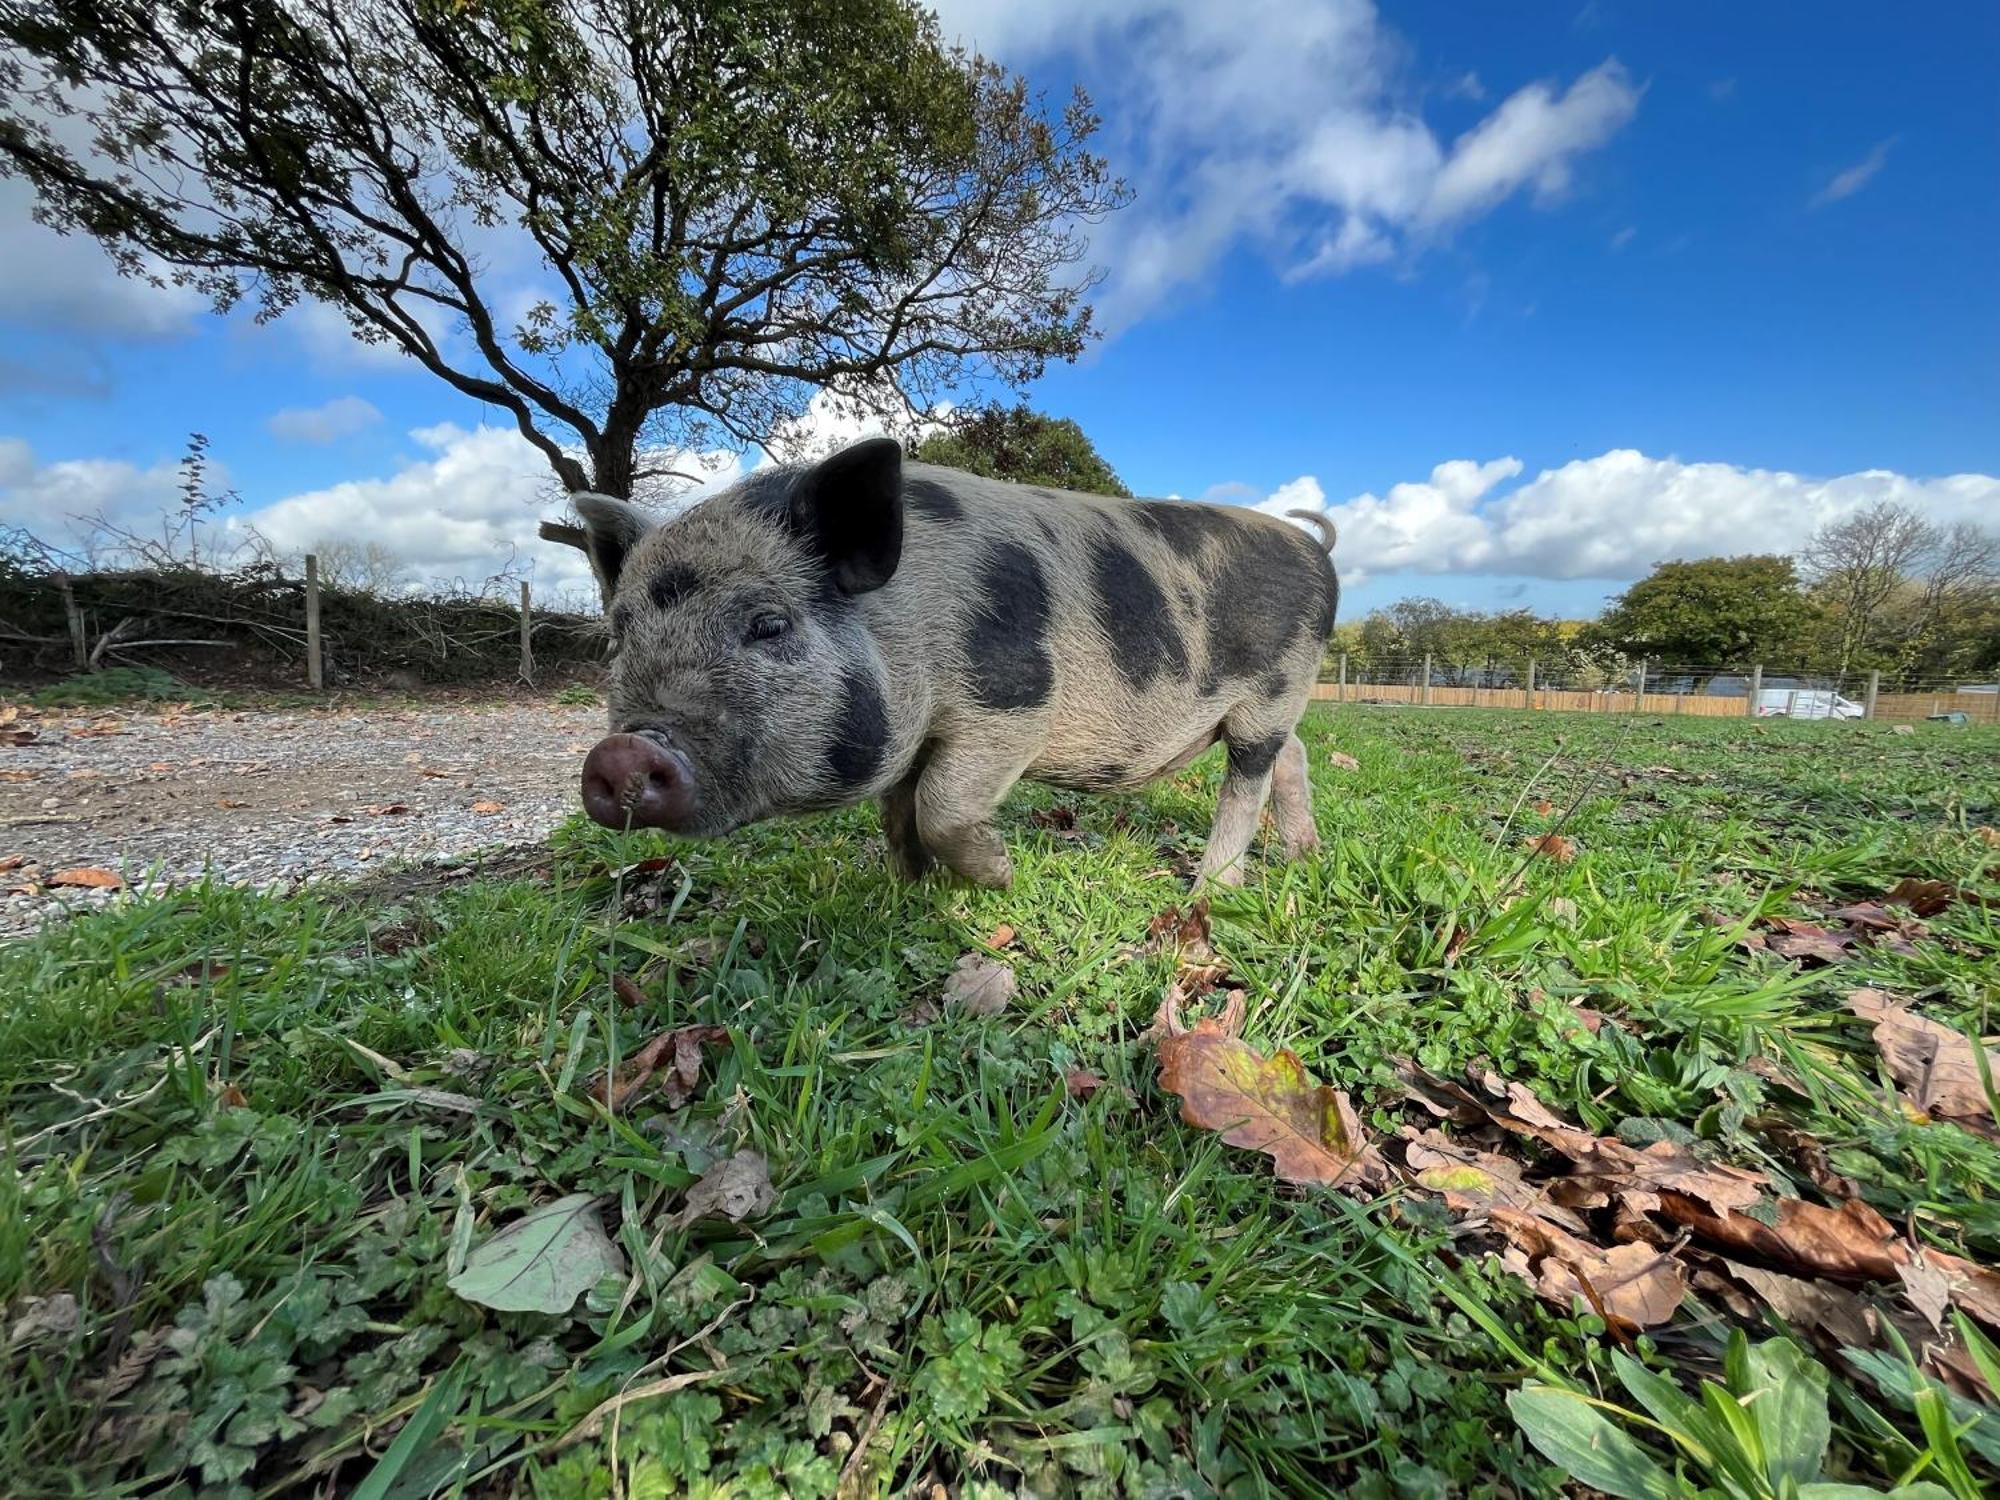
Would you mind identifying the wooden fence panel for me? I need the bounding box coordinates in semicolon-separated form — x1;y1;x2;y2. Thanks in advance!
1309;682;1998;722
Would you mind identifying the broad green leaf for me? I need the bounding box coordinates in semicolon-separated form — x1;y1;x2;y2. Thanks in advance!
1612;1352;1721;1465
1746;1337;1833;1486
1507;1385;1680;1500
447;1194;625;1314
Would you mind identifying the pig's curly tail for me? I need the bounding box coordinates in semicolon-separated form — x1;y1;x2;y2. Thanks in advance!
1285;510;1337;556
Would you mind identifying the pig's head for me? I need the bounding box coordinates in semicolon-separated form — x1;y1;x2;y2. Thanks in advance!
568;438;904;838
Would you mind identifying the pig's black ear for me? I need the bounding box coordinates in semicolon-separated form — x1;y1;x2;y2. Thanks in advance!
789;437;903;595
572;492;656;604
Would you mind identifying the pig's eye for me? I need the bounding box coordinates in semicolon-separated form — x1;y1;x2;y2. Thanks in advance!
746;612;792;644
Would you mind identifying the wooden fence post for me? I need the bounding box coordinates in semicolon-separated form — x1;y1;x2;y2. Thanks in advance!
1421;653;1433;707
1634;661;1648;712
1864;670;1880;720
304;554;324;691
58;572;87;670
519;580;535;686
1525;657;1536;710
1337;652;1347;703
1746;663;1762;719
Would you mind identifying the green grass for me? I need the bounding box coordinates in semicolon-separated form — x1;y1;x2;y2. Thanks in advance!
3;707;1997;1498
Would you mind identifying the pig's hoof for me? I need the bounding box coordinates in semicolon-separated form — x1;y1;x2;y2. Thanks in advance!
887;842;935;882
1280;833;1321;862
950;854;1014;889
1196;861;1248;890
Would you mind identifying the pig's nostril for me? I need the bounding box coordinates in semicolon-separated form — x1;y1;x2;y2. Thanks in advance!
580;733;696;831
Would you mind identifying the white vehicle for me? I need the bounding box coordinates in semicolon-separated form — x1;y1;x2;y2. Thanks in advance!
1754;688;1864;720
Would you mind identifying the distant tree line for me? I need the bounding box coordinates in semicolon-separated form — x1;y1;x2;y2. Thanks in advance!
1335;505;1998;690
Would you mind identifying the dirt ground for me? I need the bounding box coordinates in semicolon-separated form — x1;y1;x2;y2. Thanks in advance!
1;694;609;936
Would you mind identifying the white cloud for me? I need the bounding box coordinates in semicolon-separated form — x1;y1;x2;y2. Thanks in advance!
1231;450;2000;584
1811;138;1895;207
1420;62;1640;225
0;436;210;562
930;1;1640;326
0;181;203;339
1609;225;1637;251
228;424;743;599
267;396;384;444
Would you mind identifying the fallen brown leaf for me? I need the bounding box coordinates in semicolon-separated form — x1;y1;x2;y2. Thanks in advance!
1065;1068;1106;1100
364;802;413;816
1142;898;1214;962
2;728;39;746
674;1149;776;1226
1898;1251;1954;1332
984;923;1017;950
1158;1018;1387;1189
1489;1207;1687;1332
1325;751;1361;772
1533;798;1556;817
1720;1261;1874;1347
471;799;506;815
0;854;23;873
1883;877;1977;917
1762;919;1855;965
1401;1128;1588;1232
1847;988;2000;1124
943;952;1016;1017
48;867;123;890
1975;826;2000;848
591;1024;728;1112
217;1083;247;1109
1522;833;1576;863
1658;1192;1899;1282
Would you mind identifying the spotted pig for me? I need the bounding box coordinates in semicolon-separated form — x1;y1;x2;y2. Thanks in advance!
564;437;1337;888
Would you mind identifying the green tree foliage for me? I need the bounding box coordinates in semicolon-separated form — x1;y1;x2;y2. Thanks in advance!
911;403;1131;496
1590;555;1815;669
0;0;1126;518
1338;599;1584;683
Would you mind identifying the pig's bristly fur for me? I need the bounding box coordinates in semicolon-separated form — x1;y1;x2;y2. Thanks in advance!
570;440;1338;888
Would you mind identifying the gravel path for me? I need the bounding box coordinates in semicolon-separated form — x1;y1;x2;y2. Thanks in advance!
1;697;607;937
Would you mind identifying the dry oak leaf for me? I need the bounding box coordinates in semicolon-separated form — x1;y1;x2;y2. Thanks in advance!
364;801;413;816
1522;833;1576;863
1657;1192;1900;1283
943;953;1016;1017
983;923;1017;950
48;867;123;890
470;799;506;815
1157;1018;1388;1190
1720;1260;1874;1348
1761;918;1855;965
1847;988;2000;1123
1488;1206;1687;1332
1065;1068;1107;1101
1884;876;1995;916
1401;1128;1588;1232
591;1024;728;1113
1325;751;1361;772
1141;898;1215;963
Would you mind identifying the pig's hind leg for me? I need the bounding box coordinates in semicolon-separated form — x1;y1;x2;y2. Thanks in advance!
1195;718;1288;888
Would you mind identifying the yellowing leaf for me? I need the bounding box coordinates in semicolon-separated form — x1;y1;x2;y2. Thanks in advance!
1522;833;1576;863
1157;1018;1386;1190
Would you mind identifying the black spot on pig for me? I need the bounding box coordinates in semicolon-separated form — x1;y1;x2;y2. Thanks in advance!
965;541;1054;712
1088;531;1190;690
1132;499;1232;554
823;667;890;790
905;477;964;523
649;564;700;611
1228;729;1288;778
1199;527;1324;694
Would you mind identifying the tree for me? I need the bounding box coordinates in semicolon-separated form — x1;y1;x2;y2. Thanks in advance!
1594;555;1813;668
1;0;1126;550
1798;503;1933;673
911;403;1131;496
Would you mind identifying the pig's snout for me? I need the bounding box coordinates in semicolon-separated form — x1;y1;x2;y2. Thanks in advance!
581;733;696;831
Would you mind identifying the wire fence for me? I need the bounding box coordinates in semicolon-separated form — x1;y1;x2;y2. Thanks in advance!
1313;653;2000;725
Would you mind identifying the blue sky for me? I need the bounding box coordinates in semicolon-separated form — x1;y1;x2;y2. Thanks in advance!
2;1;1995;616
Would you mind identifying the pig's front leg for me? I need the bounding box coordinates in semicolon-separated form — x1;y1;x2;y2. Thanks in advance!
1196;725;1287;887
913;740;1030;889
879;769;934;881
